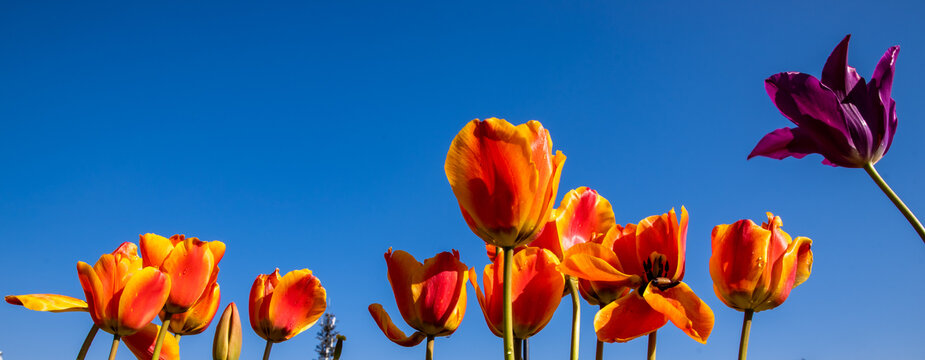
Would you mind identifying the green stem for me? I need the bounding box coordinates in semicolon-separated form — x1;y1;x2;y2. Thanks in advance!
175;333;182;342
425;335;435;360
567;276;580;360
863;163;925;244
151;316;172;360
108;335;121;360
738;310;754;360
503;247;515;360
646;331;657;360
263;340;274;360
76;324;99;360
514;338;523;360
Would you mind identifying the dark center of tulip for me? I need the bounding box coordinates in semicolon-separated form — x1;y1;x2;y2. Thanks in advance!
642;253;678;291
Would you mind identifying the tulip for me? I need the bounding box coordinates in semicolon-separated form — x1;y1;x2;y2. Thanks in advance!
250;268;327;359
369;249;468;360
710;213;813;360
141;233;224;359
748;35;925;245
559;207;714;359
445;117;565;360
469;247;564;342
213;302;242;360
164;281;221;336
123;323;180;360
75;242;171;360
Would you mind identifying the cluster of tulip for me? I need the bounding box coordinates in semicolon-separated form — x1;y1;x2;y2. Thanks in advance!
6;234;337;360
369;34;911;360
7;34;916;360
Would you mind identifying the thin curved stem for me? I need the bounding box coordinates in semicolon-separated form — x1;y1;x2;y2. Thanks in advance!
567;277;580;360
503;247;515;360
76;324;99;360
263;340;274;360
107;335;121;360
425;335;435;360
151;316;172;360
864;163;925;244
646;331;657;360
738;310;753;360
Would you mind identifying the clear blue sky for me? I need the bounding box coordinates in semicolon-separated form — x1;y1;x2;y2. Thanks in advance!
2;1;923;359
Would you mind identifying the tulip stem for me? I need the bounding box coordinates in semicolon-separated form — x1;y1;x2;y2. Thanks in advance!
567;276;580;360
523;338;529;360
263;340;274;360
107;335;120;360
76;324;99;360
646;331;657;360
175;333;182;342
595;339;603;360
426;335;435;360
151;316;172;360
503;247;515;360
864;163;925;244
514;338;523;360
738;310;753;360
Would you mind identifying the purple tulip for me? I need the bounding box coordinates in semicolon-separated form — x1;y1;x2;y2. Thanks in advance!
749;35;899;168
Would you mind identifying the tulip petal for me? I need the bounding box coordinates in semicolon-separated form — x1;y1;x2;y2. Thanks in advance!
161;238;215;313
821;35;861;96
594;292;667;343
168;281;221;335
755;236;813;312
77;261;107;328
793;236;813;287
527;220;561;259
413;250;467;335
559;243;638;285
635;207;687;281
709;220;772;303
556;187;615;252
509;248;564;338
117;267;170;335
642;282;714;344
747;127;820;161
368;304;427;347
385;249;422;329
869;45;899;156
139;233;174;268
5;294;88;312
249;269;281;340
124;323;180;360
468;267;501;337
264;269;327;342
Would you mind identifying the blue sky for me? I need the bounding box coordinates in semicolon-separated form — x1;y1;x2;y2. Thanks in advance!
1;1;924;359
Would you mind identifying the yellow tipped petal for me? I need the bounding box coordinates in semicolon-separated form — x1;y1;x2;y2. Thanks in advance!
5;294;88;312
368;304;427;347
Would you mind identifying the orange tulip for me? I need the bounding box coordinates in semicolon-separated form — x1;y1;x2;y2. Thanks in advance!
559;207;714;343
710;213;813;312
163;281;221;335
124;323;180;360
249;268;327;342
445;118;566;248
77;242;171;336
369;249;468;347
140;233;225;314
469;247;564;339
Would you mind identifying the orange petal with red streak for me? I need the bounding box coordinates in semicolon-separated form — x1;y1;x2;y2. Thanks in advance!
139;233;174;268
643;282;714;343
168;281;221;335
161;238;214;313
368;304;427;347
559;243;638;285
124;323;180;360
594;292;667;343
117;267;170;335
264;269;327;342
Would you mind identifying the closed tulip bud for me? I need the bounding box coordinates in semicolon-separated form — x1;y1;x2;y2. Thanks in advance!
213;302;242;360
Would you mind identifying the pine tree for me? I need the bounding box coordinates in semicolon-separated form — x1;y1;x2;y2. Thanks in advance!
315;313;339;360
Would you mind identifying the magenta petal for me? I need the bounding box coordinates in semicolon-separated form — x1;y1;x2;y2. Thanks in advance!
821;35;861;96
748;127;816;160
765;72;847;134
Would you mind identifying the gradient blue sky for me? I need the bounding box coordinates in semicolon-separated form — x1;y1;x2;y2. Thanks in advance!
2;1;924;359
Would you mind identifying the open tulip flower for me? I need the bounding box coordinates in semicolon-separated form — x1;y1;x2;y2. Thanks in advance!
140;233;225;314
124;323;181;360
469;247;563;340
250;268;327;358
559;207;714;353
748;35;925;245
445;117;566;249
369;249;467;359
710;213;813;360
163;281;221;336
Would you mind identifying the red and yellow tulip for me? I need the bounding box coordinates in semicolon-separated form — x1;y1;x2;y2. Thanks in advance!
163;281;221;335
140;233;225;314
710;213;813;312
123;323;180;360
249;268;327;342
445;118;566;248
559;207;715;343
369;249;468;347
469;247;564;339
77;242;171;336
